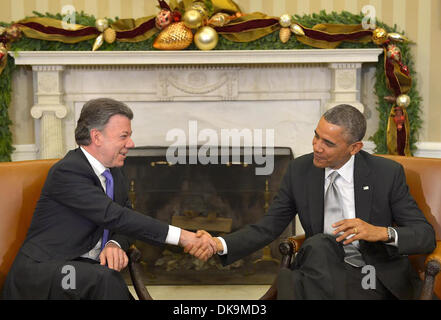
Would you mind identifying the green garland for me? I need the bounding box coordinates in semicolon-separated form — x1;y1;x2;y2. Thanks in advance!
0;49;15;161
0;10;422;161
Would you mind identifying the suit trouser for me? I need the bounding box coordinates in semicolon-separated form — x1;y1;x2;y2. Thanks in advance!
277;234;396;300
2;251;132;300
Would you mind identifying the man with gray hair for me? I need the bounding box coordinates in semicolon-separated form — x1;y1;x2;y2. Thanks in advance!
3;98;216;300
193;104;435;299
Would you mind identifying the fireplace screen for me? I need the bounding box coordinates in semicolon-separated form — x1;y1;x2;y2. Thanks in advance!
121;146;294;285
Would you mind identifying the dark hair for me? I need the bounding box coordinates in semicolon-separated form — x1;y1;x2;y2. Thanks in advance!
322;104;366;144
75;98;133;146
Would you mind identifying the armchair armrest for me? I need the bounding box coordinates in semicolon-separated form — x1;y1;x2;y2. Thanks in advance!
128;244;153;300
420;241;441;300
260;234;306;300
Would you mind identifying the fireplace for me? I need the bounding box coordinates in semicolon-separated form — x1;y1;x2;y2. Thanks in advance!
122;146;293;285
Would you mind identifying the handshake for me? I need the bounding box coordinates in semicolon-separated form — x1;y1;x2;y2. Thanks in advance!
178;229;223;262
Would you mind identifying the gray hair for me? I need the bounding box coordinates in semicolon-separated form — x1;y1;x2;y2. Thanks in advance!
322;104;366;144
75;98;133;146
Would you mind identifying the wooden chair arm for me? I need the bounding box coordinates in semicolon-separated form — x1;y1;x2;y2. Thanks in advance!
260;234;306;300
420;241;441;300
286;235;306;254
128;244;153;300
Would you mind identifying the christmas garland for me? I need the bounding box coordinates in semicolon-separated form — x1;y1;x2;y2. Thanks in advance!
0;1;422;161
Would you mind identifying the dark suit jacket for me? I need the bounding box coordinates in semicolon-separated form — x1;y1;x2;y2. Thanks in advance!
3;148;169;298
220;150;436;299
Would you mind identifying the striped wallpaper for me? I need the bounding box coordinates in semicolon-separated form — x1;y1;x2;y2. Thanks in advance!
1;0;440;141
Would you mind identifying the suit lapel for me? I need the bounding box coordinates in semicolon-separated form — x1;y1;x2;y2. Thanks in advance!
353;152;373;223
308;165;325;234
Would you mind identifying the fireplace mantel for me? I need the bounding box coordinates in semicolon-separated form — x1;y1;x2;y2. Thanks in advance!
12;49;382;65
10;49;382;160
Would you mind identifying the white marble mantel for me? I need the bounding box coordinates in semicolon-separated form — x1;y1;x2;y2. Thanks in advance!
11;49;382;160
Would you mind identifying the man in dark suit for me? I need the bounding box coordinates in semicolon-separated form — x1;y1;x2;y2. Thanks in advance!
192;104;436;299
2;98;216;300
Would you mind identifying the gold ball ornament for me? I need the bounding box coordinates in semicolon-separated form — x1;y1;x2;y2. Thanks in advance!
279;14;292;27
183;9;203;29
194;26;218;51
279;27;291;43
153;22;193;50
190;1;209;18
0;26;6;36
372;28;388;45
95;19;109;32
103;28;116;44
396;94;411;108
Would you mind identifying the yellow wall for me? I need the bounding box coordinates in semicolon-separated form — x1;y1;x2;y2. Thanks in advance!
1;0;440;141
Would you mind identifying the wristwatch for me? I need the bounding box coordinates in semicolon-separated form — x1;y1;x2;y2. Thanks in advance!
386;227;396;243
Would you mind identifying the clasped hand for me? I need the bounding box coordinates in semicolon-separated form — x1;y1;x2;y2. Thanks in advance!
179;229;218;262
179;230;223;261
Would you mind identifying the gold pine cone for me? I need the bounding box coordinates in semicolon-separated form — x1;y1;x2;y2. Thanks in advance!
153;22;193;50
103;28;116;44
279;27;291;43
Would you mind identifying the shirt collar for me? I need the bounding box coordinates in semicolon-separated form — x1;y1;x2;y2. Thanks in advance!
325;155;354;184
80;146;108;177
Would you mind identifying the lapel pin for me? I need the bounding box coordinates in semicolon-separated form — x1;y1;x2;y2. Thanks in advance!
363;186;369;190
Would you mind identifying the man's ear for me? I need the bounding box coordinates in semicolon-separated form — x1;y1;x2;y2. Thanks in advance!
90;128;102;146
350;141;364;155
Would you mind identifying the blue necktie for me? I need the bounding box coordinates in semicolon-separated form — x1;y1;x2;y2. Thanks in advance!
101;169;114;251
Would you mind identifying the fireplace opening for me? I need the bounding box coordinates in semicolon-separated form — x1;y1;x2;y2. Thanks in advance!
121;146;294;285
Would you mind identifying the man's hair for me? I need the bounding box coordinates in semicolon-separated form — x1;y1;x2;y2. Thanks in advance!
75;98;133;146
322;104;366;144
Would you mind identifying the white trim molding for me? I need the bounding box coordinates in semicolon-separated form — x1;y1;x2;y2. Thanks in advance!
10;49;383;66
363;141;441;158
11;144;39;161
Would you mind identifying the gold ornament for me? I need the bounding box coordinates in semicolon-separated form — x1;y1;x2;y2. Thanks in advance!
183;9;203;29
208;13;230;27
0;43;7;61
396;94;411;108
0;26;6;36
194;26;218;51
372;28;388;45
190;1;208;18
279;27;291;43
95;19;109;33
103;28;116;44
153;22;193;50
92;34;104;51
388;33;409;43
386;44;401;62
5;25;21;41
290;24;305;36
279;14;292;28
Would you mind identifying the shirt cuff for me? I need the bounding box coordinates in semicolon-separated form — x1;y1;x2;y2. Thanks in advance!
216;237;228;255
165;225;181;246
105;240;121;249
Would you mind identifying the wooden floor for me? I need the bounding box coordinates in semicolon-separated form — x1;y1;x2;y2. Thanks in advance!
128;285;271;300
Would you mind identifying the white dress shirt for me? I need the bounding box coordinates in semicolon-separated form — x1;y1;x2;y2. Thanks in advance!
79;147;181;260
218;154;397;255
